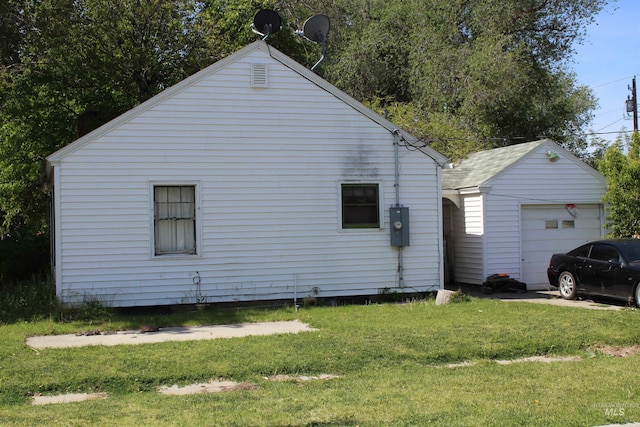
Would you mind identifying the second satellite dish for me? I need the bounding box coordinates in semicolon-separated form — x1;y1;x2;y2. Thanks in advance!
296;15;331;72
302;15;330;43
251;9;281;40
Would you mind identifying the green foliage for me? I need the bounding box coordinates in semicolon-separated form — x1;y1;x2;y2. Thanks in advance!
367;98;485;161
0;0;29;66
584;135;613;168
449;288;472;303
0;273;57;323
0;270;115;324
327;0;603;158
0;0;212;232
59;297;113;323
598;131;640;237
0;231;49;284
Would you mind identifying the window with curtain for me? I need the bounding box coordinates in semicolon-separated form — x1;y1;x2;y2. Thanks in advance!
154;186;196;255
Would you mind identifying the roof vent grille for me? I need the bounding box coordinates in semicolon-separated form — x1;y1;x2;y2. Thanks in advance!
251;63;268;88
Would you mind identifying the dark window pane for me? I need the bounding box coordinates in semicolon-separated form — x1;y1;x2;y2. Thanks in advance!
342;184;379;228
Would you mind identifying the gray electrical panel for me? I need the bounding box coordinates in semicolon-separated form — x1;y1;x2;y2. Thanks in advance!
389;207;410;247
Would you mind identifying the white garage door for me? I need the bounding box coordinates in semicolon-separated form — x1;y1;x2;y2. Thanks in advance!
521;204;603;290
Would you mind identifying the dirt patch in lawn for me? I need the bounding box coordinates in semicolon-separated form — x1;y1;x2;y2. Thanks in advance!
593;344;640;357
444;361;479;368
32;374;339;403
32;392;108;405
445;355;581;368
158;380;257;396
264;374;340;382
495;355;582;365
158;374;339;395
158;374;338;396
446;348;640;369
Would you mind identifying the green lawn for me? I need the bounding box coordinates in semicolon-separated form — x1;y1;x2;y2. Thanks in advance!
1;298;639;426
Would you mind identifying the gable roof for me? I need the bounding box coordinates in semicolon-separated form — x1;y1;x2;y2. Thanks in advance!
442;139;604;190
47;41;447;167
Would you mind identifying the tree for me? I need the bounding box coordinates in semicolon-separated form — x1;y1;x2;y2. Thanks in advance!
325;0;606;160
365;98;485;161
0;0;211;233
0;0;30;67
199;0;313;66
598;131;640;237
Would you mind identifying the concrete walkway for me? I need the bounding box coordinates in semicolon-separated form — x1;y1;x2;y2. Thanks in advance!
26;320;316;349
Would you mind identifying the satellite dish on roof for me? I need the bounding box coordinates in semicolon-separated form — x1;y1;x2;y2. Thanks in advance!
295;15;331;72
251;9;281;41
302;15;330;43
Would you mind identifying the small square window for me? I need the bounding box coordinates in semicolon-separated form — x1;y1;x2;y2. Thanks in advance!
562;220;575;229
545;220;558;229
341;183;380;229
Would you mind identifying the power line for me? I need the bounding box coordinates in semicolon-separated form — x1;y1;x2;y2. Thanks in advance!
595;118;625;133
589;75;638;89
591;130;632;135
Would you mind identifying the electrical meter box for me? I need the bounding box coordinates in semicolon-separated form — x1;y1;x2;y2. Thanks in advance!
389;207;410;247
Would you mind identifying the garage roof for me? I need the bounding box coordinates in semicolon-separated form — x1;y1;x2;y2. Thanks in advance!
442;139;580;190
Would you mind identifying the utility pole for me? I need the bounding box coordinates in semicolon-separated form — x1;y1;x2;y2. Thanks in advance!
633;77;638;132
627;76;638;132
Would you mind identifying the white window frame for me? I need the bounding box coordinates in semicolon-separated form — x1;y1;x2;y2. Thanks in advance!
149;181;202;258
337;180;384;231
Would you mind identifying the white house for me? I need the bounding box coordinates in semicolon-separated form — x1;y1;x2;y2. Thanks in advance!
442;139;606;290
46;41;448;308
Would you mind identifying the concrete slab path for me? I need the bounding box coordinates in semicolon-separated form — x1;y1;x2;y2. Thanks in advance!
26;320;316;349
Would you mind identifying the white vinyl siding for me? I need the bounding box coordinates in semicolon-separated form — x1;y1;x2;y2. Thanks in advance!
451;194;484;284
49;44;443;307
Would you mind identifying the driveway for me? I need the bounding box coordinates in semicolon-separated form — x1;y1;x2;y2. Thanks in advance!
449;284;627;311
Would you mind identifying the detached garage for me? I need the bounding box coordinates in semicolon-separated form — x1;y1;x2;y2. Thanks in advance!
442;139;606;290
